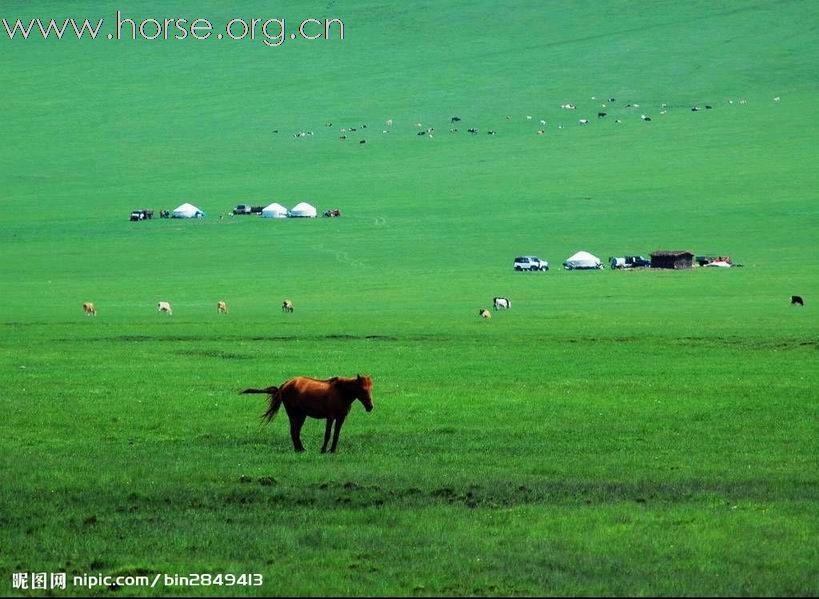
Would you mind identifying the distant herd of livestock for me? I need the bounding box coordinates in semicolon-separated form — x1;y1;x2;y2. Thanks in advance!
81;299;294;318
278;95;781;144
80;291;805;321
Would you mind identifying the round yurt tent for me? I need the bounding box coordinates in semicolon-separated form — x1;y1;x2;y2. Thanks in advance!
563;251;602;270
171;203;205;219
262;202;288;218
289;202;317;218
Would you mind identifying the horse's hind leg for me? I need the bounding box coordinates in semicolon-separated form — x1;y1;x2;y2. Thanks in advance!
286;410;306;452
321;419;333;453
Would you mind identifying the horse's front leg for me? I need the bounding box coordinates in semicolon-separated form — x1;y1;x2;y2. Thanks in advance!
321;419;333;453
330;416;346;453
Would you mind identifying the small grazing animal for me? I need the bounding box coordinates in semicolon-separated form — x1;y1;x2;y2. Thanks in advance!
217;300;228;314
157;301;172;315
82;302;96;317
791;295;804;306
241;375;374;453
493;297;511;310
479;309;492;319
282;299;294;313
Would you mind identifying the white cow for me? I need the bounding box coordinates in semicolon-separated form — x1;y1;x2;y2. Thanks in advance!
493;297;511;310
157;301;173;315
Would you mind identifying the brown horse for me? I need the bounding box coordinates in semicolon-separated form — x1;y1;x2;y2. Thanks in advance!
241;375;373;453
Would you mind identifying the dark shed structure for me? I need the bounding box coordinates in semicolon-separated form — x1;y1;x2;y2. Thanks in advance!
651;250;694;269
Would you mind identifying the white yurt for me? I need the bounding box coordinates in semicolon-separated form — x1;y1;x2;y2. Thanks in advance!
563;251;602;270
262;202;288;218
289;202;317;218
171;203;205;218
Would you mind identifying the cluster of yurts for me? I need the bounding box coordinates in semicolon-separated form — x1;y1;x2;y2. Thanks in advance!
169;202;319;219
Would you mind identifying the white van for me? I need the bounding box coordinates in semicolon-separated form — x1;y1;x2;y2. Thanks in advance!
513;256;549;271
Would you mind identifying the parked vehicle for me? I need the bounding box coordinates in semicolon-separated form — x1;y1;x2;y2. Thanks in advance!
233;204;264;215
696;255;732;267
609;255;651;269
129;209;153;221
514;256;549;271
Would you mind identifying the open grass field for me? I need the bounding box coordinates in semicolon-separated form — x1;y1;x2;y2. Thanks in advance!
1;0;818;595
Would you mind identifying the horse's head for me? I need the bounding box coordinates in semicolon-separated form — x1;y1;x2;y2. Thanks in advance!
356;374;374;412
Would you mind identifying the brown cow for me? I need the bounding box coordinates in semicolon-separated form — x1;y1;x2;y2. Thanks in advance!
217;300;228;314
82;302;96;317
241;375;374;453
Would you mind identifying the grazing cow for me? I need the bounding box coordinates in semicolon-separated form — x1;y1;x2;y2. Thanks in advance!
774;97;781;102
691;106;700;112
450;128;459;133
451;116;462;123
579;119;589;125
241;374;374;453
561;103;576;110
417;131;427;136
468;128;479;134
526;115;533;120
217;300;228;315
598;112;607;118
608;97;616;102
479;309;491;319
350;127;357;132
537;129;545;135
540;119;547;125
791;295;804;306
157;301;172;316
82;302;96;317
282;299;294;313
386;119;393;127
705;105;713;110
359;140;367;144
487;130;496;135
493;297;511;310
339;135;347;140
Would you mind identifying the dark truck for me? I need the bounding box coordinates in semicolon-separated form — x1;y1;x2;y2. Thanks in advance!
232;204;264;215
609;255;651;269
129;209;153;221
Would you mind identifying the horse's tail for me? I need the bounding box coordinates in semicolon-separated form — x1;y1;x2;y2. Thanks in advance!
240;386;282;424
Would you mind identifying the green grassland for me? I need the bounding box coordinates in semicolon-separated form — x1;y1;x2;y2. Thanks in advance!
1;0;818;595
